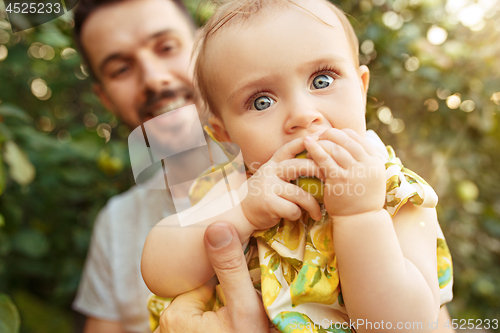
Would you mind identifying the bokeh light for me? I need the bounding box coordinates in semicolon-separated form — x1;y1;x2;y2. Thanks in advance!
437;88;451;100
57;130;71;143
0;29;9;44
31;78;52;100
40;45;55;60
446;94;462;109
360;39;375;55
28;42;44;59
61;48;78;60
84;113;99;128
0;44;7;61
427;26;448;45
389;118;405;133
424;98;439;112
459;4;485;28
460;100;476;113
37;116;54;132
382;11;404;30
492;92;500;105
405;56;420;71
97;123;112;142
377;106;393;124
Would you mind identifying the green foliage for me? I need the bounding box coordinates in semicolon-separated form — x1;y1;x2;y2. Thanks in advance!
0;293;20;333
0;5;133;332
0;0;499;332
332;0;500;323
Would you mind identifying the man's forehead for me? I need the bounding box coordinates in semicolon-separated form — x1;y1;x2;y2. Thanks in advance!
81;0;192;67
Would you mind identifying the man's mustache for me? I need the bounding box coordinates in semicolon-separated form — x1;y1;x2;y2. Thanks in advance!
139;87;194;120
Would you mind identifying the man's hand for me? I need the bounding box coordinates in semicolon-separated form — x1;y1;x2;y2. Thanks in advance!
155;222;270;333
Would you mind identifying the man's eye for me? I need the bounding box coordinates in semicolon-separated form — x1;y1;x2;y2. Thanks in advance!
159;41;179;54
112;66;129;78
311;74;334;90
251;96;275;111
161;45;173;52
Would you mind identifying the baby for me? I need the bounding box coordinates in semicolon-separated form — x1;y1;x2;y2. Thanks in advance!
142;0;453;332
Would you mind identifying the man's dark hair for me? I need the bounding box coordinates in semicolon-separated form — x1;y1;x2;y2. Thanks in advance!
73;0;196;80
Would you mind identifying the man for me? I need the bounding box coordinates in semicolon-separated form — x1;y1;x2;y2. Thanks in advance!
72;0;266;332
72;0;454;331
72;0;196;331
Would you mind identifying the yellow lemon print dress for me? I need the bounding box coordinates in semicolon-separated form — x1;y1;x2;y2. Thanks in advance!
147;130;453;333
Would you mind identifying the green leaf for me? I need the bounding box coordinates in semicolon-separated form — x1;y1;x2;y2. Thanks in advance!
0;152;5;195
0;123;13;141
13;230;49;258
3;141;36;186
38;31;71;48
0;293;21;333
13;291;72;333
0;104;32;123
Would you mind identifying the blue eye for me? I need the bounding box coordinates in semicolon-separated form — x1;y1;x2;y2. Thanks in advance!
311;74;334;90
252;96;275;111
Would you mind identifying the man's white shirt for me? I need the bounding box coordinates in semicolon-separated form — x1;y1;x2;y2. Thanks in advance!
73;171;176;332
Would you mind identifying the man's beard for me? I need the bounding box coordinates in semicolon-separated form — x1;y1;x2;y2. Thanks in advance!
138;86;194;124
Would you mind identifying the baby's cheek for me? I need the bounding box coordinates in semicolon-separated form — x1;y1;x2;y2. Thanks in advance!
236;144;260;172
246;153;269;173
237;141;263;166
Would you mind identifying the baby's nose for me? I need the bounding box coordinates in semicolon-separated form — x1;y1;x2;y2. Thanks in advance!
284;107;324;134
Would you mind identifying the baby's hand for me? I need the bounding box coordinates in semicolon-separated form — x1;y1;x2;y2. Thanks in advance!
242;137;324;231
304;128;386;217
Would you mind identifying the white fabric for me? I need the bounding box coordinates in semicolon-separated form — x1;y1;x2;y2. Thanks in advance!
73;172;176;333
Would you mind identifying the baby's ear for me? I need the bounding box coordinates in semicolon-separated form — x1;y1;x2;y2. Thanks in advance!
358;65;370;100
209;116;232;143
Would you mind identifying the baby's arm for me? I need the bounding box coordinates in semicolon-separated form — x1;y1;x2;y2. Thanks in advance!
141;171;255;298
305;129;439;332
142;138;323;298
334;205;440;332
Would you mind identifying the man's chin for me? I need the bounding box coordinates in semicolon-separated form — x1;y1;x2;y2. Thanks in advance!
146;116;200;149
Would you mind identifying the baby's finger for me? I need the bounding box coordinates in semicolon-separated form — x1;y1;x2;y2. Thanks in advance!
271;137;307;163
341;128;378;157
269;195;303;221
304;136;341;171
316;140;356;169
319;128;366;161
276;159;325;181
279;182;322;221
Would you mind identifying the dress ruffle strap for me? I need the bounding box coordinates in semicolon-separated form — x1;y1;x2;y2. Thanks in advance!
366;130;439;217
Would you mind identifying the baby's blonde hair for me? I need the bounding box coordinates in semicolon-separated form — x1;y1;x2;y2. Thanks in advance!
194;0;360;118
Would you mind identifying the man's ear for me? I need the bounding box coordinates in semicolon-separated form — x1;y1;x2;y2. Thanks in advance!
208;116;232;143
92;83;115;114
358;65;370;101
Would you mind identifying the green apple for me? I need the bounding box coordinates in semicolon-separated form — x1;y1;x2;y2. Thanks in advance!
295;150;324;203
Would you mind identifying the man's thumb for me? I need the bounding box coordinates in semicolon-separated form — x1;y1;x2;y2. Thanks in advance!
204;221;257;309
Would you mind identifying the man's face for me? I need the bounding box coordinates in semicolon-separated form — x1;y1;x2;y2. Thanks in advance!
81;0;198;149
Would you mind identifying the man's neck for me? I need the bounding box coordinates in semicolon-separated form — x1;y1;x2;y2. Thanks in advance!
163;145;208;199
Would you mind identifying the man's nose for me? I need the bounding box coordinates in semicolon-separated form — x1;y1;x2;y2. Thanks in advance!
138;51;175;92
284;94;324;134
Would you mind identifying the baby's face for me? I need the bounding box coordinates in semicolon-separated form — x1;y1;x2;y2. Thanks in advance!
207;2;369;173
